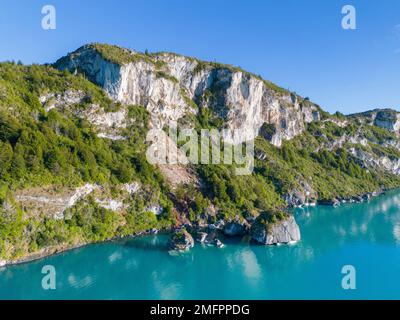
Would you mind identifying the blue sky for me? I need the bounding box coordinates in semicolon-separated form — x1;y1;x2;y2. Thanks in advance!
1;0;399;114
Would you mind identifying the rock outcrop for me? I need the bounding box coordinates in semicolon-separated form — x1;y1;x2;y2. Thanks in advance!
169;228;195;251
55;44;321;147
250;214;301;245
349;109;400;136
349;147;400;175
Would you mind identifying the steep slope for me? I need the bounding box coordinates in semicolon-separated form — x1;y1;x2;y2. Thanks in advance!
1;44;400;264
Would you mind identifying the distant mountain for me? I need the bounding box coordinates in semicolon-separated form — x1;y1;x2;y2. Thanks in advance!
1;43;399;265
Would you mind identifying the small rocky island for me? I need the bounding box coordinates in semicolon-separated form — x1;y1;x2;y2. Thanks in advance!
169;228;195;251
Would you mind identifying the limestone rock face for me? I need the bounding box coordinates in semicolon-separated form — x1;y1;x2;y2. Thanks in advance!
55;44;321;147
56;46;194;130
349;147;400;175
374;110;400;134
251;215;301;245
350;109;400;136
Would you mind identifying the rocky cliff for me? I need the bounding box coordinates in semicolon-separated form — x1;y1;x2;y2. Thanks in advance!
55;44;321;147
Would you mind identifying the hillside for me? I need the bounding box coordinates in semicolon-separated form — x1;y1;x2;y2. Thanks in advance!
1;43;400;264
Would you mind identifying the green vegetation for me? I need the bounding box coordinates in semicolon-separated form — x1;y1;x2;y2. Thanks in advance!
262;80;288;95
89;43;165;68
0;62;174;260
155;71;179;83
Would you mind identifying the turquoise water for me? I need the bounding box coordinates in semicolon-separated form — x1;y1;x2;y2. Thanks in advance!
1;190;400;299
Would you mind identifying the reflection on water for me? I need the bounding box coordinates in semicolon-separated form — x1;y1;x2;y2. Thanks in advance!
123;236;169;252
296;190;400;247
1;190;400;299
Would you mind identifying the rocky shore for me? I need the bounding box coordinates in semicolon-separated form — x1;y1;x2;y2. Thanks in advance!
317;190;385;208
168;213;301;252
167;189;388;252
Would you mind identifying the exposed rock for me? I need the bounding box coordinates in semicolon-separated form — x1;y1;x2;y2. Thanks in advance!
349;147;400;175
123;183;140;195
352;195;364;203
40;91;128;141
56;44;321;147
56;45;194;130
362;193;371;201
15;183;98;220
95;198;124;211
285;179;317;207
214;238;225;248
147;130;196;186
375;110;400;134
83;106;127;129
97;133;126;140
349;109;400;136
213;219;225;230
203;229;218;243
250;214;301;245
169;228;194;251
285;189;307;207
39;90;86;112
196;232;208;243
145;205;163;216
0;259;7;267
65;184;98;216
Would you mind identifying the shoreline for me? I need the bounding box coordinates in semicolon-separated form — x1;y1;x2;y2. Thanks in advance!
1;229;170;269
1;187;396;269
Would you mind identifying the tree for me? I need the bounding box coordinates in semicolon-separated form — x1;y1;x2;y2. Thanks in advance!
11;143;26;178
0;142;13;177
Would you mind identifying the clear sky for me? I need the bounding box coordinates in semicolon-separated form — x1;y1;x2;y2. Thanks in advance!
1;0;399;114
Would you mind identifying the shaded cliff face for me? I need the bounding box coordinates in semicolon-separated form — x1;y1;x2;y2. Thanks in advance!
349;109;400;136
55;44;321;147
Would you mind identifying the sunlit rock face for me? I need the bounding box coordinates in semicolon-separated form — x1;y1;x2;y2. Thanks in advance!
250;215;301;245
55;47;194;130
56;45;320;147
